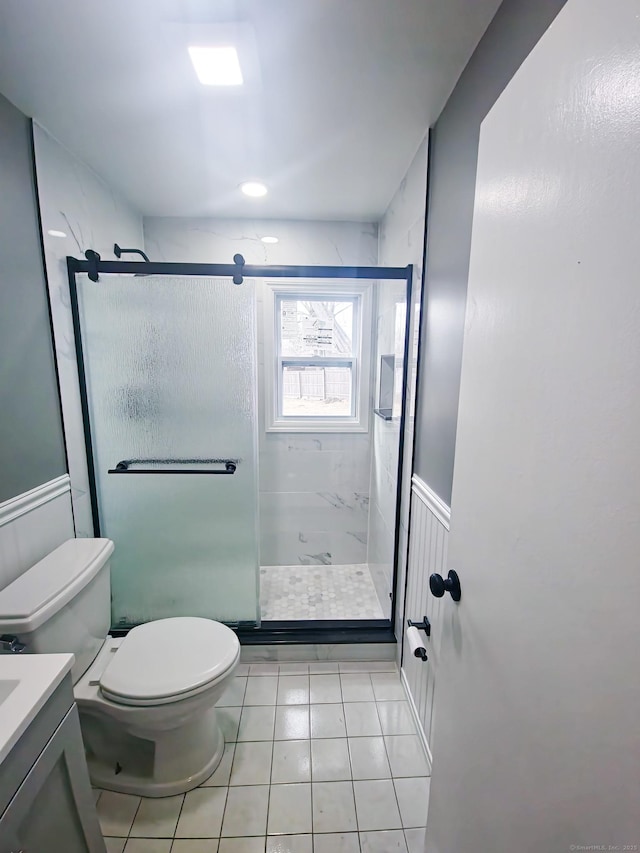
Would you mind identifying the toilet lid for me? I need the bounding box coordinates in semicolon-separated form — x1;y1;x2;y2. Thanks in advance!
100;617;240;703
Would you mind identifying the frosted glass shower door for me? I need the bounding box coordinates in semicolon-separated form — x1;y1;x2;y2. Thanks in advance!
76;274;259;627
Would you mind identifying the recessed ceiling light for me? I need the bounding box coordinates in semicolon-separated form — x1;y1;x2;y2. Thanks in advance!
188;46;243;86
261;236;279;244
240;181;268;198
47;229;67;238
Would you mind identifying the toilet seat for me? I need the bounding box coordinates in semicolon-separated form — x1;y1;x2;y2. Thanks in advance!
99;616;240;707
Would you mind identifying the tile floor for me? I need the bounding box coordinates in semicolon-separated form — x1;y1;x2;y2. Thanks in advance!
96;661;430;853
259;565;385;621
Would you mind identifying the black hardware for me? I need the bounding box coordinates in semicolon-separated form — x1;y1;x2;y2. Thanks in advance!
429;569;461;602
108;459;238;475
232;253;245;285
114;243;151;262
84;249;101;282
407;616;431;637
67;255;410;282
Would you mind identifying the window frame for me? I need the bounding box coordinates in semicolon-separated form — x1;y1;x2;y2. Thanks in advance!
263;281;372;433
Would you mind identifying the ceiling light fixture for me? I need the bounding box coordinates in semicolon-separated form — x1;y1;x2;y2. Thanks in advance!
188;46;243;86
261;236;279;244
47;229;67;238
240;181;268;198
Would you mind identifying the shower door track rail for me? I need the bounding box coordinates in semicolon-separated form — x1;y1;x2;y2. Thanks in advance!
67;254;414;644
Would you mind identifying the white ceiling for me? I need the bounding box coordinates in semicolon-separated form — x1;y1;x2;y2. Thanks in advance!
0;0;502;221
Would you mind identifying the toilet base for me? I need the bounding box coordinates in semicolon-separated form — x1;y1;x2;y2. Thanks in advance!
81;704;226;797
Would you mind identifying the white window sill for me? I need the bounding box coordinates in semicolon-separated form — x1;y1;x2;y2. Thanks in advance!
266;419;369;434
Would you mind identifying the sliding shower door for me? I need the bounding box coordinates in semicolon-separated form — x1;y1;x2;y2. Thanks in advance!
75;274;259;627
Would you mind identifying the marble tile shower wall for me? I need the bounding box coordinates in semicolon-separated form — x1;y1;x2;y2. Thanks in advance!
33;124;145;538
375;135;429;637
143;217;379;566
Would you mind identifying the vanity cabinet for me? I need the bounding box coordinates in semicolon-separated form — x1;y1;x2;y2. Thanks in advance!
0;675;105;853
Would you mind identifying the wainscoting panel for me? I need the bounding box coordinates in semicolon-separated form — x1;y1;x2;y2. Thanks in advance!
401;474;450;764
0;475;74;589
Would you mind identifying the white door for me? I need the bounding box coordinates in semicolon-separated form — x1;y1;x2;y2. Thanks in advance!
425;1;640;850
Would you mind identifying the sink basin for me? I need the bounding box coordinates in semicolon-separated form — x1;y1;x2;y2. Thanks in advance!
0;679;19;704
0;654;74;765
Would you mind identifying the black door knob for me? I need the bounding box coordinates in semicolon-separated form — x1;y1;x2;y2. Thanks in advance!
429;570;461;602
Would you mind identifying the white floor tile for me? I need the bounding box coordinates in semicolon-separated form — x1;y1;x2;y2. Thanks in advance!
175;787;227;838
278;663;309;675
97;791;141;837
238;706;276;741
393;777;430;828
171;841;219;852
271;739;311;783
312;781;357;833
359;830;408;852
129;794;184;837
404;827;426;853
344;703;381;737
221;785;269;837
375;702;415;736
310;738;352;782
267;782;312;835
370;674;405;702
274;705;310;740
277;675;309;705
309;675;342;704
235;664;250;676
309;662;340;674
202;743;235;787
353;780;402;831
218;838;264;853
249;663;280;676
218;707;242;742
230;741;273;786
310;704;346;739
339;662;396;673
123;840;172;853
218;677;247;707
348;737;391;780
312;832;360;853
383;736;430;778
266;834;312;852
244;676;278;706
340;674;375;702
104;840;126;853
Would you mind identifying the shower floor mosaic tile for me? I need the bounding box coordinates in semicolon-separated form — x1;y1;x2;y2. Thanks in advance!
260;564;385;621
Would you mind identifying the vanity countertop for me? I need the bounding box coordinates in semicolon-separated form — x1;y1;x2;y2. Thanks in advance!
0;653;75;764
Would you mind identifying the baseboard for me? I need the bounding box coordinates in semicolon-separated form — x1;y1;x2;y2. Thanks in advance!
0;474;71;528
401;666;433;770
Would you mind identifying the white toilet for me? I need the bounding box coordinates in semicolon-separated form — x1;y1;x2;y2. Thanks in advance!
0;538;240;797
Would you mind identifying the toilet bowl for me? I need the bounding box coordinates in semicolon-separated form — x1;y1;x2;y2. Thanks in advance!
0;539;240;797
76;617;240;796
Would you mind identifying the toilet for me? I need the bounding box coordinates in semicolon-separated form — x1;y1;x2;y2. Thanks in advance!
0;538;240;797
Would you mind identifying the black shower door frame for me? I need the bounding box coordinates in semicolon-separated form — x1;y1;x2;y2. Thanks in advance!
67;254;413;646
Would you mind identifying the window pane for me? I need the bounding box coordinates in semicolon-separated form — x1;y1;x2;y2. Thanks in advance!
282;365;353;417
280;298;354;357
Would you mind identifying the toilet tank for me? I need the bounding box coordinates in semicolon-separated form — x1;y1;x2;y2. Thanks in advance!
0;538;114;683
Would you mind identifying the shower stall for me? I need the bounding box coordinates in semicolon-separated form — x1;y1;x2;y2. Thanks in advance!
68;252;412;641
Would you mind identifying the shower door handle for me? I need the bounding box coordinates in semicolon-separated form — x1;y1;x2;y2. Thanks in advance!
108;459;238;474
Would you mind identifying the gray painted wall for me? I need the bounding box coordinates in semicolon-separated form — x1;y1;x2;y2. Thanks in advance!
0;93;66;502
414;0;567;505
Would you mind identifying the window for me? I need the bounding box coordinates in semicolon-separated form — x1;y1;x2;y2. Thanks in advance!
264;282;372;432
